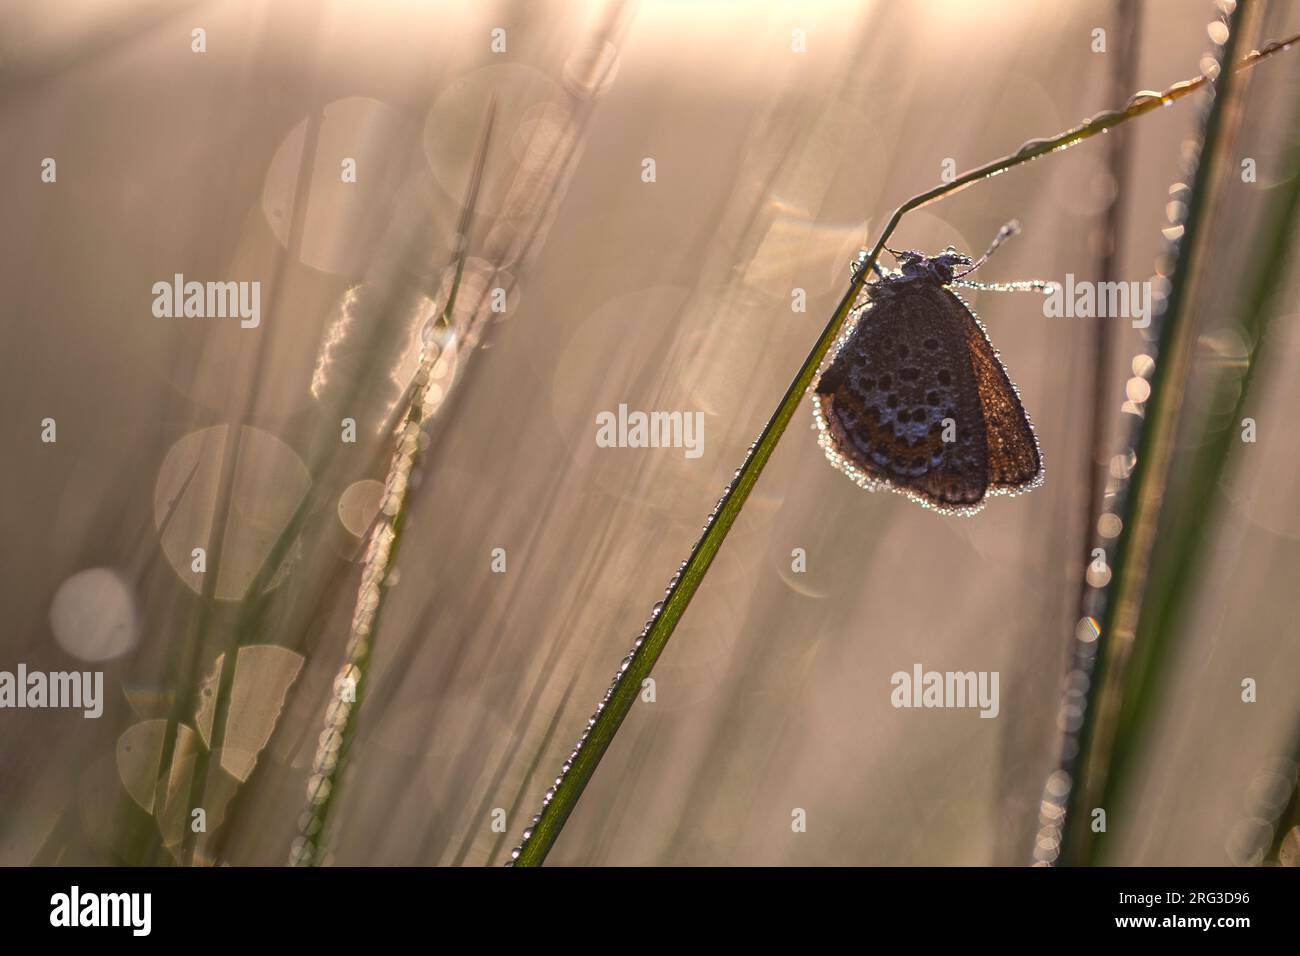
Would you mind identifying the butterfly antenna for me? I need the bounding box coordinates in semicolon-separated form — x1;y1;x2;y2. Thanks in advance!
955;219;1020;278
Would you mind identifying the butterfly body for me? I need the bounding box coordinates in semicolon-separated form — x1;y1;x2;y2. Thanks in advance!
813;248;1043;515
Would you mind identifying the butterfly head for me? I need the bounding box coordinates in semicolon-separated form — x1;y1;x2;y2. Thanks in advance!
872;246;972;299
896;247;971;284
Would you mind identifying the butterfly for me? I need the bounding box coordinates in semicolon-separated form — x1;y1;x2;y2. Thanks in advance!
812;221;1046;516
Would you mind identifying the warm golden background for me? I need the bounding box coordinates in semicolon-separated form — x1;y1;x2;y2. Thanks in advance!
2;0;1299;866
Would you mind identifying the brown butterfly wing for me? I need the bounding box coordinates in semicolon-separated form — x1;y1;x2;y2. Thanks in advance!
941;288;1042;491
815;284;990;510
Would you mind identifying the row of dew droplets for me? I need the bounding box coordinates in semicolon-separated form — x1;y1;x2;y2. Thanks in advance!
291;100;495;867
508;442;758;863
291;326;448;866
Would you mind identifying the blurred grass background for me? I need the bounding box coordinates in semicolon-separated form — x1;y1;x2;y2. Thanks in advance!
1;0;1298;866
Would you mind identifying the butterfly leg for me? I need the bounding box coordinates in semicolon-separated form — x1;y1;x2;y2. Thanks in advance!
950;278;1057;294
850;249;893;281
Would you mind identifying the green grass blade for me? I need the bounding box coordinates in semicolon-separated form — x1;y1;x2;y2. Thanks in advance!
290;99;499;866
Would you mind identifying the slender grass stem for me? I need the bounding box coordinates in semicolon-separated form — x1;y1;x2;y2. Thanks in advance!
1075;0;1140;655
150;104;327;868
508;26;1300;866
289;101;498;866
